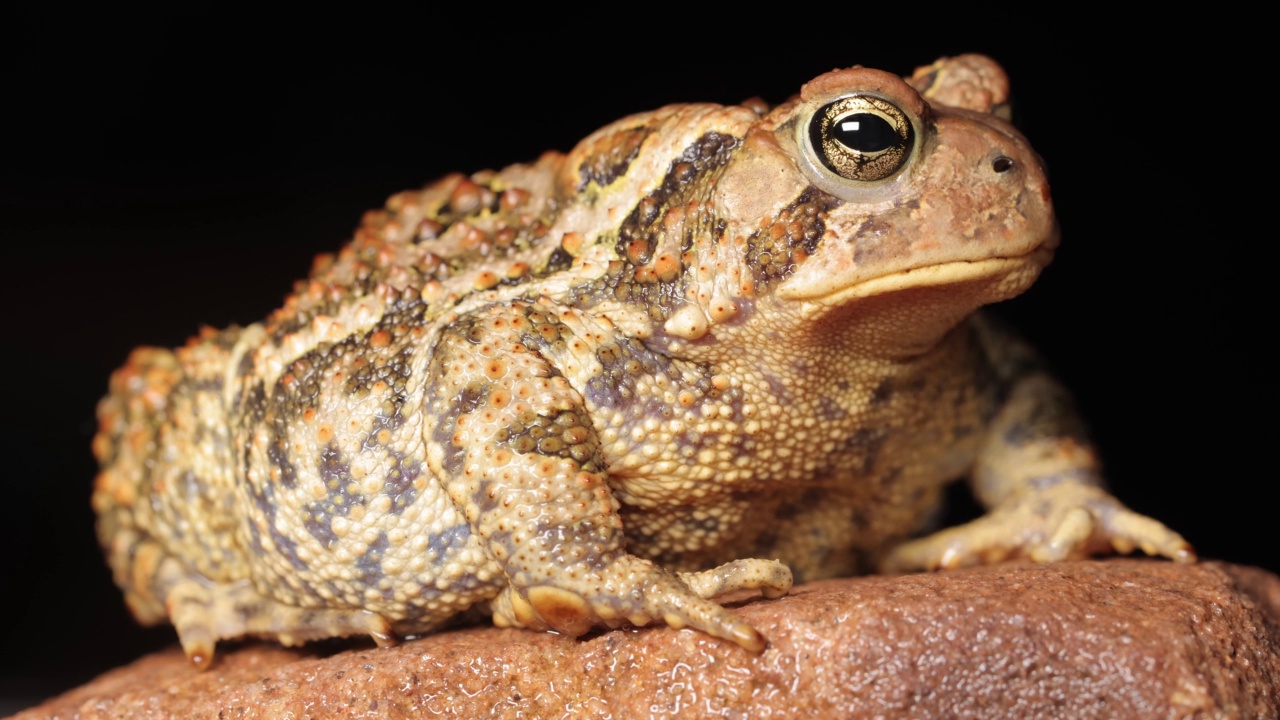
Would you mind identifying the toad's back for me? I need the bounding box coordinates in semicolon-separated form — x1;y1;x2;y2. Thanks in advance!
93;54;1192;668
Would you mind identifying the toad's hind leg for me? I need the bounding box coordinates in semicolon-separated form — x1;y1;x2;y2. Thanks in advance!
148;546;396;669
93;340;396;669
428;304;792;652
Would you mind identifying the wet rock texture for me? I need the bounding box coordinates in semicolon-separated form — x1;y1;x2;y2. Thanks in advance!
15;560;1280;719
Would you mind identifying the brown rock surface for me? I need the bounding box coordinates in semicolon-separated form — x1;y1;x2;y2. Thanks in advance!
14;560;1280;719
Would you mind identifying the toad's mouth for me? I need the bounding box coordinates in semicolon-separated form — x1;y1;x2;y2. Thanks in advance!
790;245;1056;314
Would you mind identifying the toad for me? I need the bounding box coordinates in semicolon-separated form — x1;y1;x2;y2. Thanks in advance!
92;54;1193;668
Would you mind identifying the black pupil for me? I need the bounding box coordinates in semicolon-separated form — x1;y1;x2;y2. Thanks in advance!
831;113;897;152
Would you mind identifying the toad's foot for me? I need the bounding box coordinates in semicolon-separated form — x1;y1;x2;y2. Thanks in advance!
881;483;1195;573
164;568;396;669
490;556;792;651
108;534;399;670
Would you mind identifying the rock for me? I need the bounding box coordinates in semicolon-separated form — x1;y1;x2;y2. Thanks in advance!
14;560;1280;719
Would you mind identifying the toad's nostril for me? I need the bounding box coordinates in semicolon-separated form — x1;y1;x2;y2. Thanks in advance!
992;156;1015;173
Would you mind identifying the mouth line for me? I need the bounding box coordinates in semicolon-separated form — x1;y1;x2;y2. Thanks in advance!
794;248;1053;308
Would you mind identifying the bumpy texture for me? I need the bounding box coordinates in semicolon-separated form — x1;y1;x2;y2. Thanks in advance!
91;54;1193;668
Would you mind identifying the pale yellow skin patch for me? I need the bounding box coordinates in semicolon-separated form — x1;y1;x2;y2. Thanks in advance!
92;54;1192;669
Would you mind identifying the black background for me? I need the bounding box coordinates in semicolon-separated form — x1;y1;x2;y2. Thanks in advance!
1;10;1258;712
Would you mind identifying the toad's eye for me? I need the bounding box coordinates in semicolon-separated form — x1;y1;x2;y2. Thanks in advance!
809;96;913;182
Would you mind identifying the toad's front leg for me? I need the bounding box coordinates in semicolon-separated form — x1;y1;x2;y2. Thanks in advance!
425;303;791;650
884;318;1194;572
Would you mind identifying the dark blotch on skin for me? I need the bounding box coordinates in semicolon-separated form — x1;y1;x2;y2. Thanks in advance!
267;424;298;489
817;395;848;422
246;520;263;553
573;132;738;315
240;383;269;478
237;350;256;379
851;218;895;265
870;378;894;406
836;428;887;475
999;379;1090;447
303;443;361;547
500;402;601;472
427;523;471;558
777;487;827;521
613;132;738;263
1027;468;1098;490
543;246;574;274
304;502;339;548
577;126;651;190
768;502;798;517
584;336;715;432
432;381;487;476
319;443;349;489
346;344;414;397
745;186;842;286
455;383;487;416
250;482;307;569
752;530;779;557
356;532;390;587
384;450;422;514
